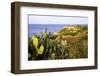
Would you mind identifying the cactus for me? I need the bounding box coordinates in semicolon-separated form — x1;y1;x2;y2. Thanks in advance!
28;25;88;60
38;45;44;55
32;35;44;55
32;36;38;48
30;33;69;60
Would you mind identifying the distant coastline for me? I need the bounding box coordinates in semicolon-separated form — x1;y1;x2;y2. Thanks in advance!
28;24;87;37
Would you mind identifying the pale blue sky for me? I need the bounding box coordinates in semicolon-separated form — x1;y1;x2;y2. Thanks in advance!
29;15;88;24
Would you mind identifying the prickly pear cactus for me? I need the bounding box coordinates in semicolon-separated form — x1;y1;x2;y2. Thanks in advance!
32;35;44;55
32;36;38;48
38;45;44;55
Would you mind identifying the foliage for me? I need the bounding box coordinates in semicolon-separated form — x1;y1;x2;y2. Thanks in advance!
59;25;87;36
28;25;88;60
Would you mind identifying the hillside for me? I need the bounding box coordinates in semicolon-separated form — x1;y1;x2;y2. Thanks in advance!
53;25;87;36
54;25;88;58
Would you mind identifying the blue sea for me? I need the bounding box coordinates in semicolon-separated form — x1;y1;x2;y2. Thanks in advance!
28;24;67;37
28;24;70;37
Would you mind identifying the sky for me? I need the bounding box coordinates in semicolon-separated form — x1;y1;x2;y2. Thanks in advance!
28;15;88;24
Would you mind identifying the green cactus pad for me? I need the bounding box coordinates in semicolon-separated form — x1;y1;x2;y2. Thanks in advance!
38;45;44;55
32;36;38;48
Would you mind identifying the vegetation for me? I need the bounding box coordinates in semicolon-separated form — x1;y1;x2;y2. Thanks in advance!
28;25;88;60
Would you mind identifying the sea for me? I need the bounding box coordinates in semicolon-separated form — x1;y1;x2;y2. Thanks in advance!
28;24;86;37
28;24;68;37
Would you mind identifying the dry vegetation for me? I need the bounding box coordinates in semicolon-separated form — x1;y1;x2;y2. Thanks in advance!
28;25;88;60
